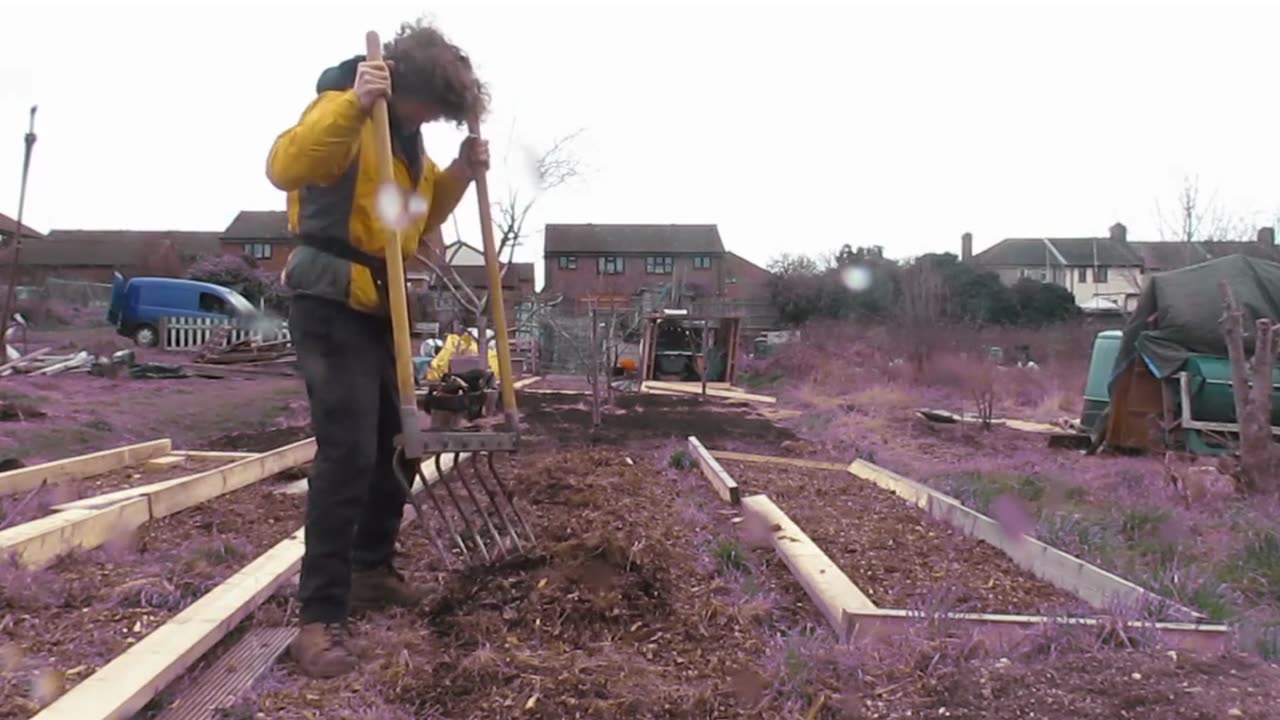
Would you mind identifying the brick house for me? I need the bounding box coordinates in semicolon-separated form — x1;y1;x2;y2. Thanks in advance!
221;211;294;273
542;223;773;317
0;212;43;247
0;230;221;285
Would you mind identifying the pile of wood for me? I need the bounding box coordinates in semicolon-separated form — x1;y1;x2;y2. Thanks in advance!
193;338;295;366
0;347;92;377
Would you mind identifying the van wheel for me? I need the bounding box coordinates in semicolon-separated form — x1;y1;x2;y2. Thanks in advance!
132;324;159;348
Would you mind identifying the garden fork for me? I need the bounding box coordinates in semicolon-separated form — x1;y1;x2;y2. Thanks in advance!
363;30;534;568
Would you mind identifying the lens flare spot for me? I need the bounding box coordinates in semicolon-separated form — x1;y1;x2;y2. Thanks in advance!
376;182;409;230
841;265;874;292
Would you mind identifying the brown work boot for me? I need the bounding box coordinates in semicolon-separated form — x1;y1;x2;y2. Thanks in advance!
351;564;426;611
289;623;358;679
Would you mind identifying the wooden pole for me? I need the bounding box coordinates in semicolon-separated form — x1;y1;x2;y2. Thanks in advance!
466;113;519;434
0;106;38;360
365;32;422;457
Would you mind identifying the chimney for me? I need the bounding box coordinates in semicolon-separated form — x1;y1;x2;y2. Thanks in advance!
1109;222;1127;243
1258;227;1276;247
961;232;973;261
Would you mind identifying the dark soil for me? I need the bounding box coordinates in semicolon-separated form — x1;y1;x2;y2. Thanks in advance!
722;460;1089;615
517;392;798;450
0;478;304;718
202;425;312;453
0;456;229;528
243;448;831;719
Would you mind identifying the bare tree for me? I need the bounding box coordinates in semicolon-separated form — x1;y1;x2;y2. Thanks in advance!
1219;281;1280;493
1157;175;1255;244
418;129;585;357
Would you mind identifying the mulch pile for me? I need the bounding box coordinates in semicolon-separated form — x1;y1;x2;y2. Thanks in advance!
242;449;832;719
0;478;304;718
722;460;1089;615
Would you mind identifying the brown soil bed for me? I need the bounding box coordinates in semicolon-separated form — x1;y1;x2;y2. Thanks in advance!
202;425;313;453
217;448;836;719
0;456;230;528
0;477;304;718
517;392;798;450
721;460;1089;615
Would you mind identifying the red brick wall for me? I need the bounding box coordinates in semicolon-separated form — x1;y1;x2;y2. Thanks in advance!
545;253;722;308
720;253;772;302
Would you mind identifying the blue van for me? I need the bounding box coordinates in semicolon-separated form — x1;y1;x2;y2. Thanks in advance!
107;273;259;347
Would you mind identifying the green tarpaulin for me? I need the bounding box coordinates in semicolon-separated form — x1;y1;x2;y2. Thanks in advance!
1112;254;1280;388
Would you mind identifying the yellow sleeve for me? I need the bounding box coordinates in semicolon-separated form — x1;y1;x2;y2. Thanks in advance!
266;91;365;191
423;159;470;233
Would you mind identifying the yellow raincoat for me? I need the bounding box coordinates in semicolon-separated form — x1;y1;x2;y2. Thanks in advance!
266;55;468;314
426;333;499;383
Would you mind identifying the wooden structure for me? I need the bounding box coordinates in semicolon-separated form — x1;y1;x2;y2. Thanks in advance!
689;441;1229;652
638;311;742;386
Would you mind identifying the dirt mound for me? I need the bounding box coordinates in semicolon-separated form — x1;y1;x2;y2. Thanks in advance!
429;533;670;644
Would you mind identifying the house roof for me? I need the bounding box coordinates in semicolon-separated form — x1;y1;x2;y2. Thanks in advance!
435;262;536;290
223;210;290;240
1128;241;1280;271
972;236;1142;267
544;223;725;255
0;212;43;239
17;230;223;266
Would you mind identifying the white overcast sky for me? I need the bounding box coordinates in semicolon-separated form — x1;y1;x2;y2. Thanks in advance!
2;0;1279;273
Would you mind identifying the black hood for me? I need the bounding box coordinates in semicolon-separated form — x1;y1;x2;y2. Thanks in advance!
315;55;424;183
316;55;362;94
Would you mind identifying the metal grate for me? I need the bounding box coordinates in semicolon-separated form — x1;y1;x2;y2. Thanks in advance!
152;626;295;720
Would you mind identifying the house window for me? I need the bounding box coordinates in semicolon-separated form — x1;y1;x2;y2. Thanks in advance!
1020;268;1048;282
243;242;272;260
1095;266;1108;283
693;255;713;269
558;255;577;270
597;256;625;275
1078;267;1088;283
645;255;673;274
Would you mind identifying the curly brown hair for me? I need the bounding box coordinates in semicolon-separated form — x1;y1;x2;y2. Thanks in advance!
384;18;489;125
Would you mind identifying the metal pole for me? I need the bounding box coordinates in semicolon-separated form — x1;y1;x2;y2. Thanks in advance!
0;106;38;360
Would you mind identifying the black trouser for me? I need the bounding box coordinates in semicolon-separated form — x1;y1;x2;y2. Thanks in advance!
291;294;406;625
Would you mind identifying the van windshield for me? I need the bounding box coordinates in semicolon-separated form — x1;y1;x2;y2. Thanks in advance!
226;292;257;316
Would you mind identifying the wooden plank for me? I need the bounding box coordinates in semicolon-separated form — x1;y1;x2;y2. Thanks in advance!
148;439;316;519
31;454;467;720
846;459;1205;622
843;607;1229;654
0;346;50;374
49;476;195;512
0;498;151;569
642;380;776;404
153;626;295;720
170;451;258;460
741;494;875;637
687;436;740;505
511;375;542;390
0;439;173;498
709;450;849;472
147;456;188;469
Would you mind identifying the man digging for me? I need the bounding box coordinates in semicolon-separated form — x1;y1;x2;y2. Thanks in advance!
265;19;490;678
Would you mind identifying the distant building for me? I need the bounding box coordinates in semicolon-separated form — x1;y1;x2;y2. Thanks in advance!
541;223;774;325
0;229;220;284
964;223;1280;312
0;212;43;247
220;210;293;273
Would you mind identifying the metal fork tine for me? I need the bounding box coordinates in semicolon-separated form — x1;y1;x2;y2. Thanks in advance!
486;452;536;545
468;452;525;555
392;451;452;567
411;460;454;567
454;452;507;557
428;454;471;562
438;453;491;563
